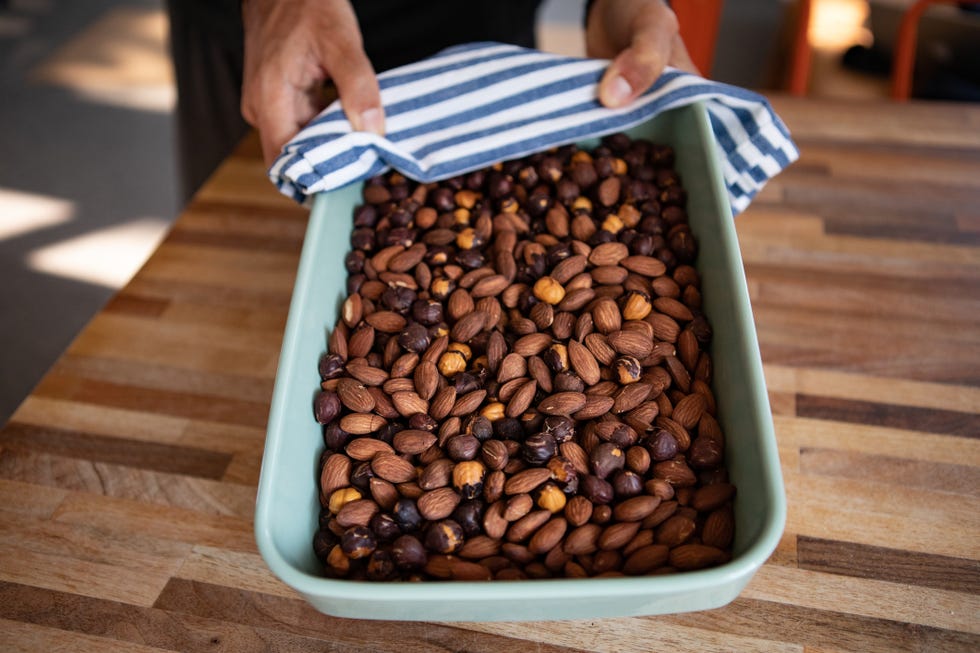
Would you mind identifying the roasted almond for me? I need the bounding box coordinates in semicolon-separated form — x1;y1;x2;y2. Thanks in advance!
319;453;352;500
504;467;552;495
621;255;667;277
416;487;461;521
392;429;437;455
588;242;629;267
505;379;538;419
669;544;727;571
339;413;387;435
529;516;567;554
538;391;587;415
470;274;510;298
391;391;429;418
335;498;379;528
341;293;363;328
623;544;670;575
613;495;662;522
451;389;488;416
570;395;612;423
450;311;487;342
512;332;553;357
563;523;601;554
568;339;601;386
506;509;551;543
597;520;642;551
336;377;376;413
364;310;408;333
653;297;694;322
584;332;617;366
371;453;418;484
429;386;456;421
607;329;654;358
671;392;707;429
345;436;394;460
702;507;735;549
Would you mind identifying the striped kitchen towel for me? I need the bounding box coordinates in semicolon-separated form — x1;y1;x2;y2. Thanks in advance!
270;41;798;215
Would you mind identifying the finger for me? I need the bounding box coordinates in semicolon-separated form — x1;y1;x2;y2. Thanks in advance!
597;8;677;108
254;79;306;168
321;38;385;135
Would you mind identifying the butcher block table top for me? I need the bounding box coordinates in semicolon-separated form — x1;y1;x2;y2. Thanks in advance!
1;95;978;652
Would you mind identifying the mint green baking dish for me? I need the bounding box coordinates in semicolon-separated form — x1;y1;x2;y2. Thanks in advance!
255;102;786;622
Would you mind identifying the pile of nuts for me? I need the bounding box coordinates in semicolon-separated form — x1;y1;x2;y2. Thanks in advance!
312;133;736;581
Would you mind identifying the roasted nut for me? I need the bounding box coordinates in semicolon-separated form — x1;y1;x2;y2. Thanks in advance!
311;132;735;582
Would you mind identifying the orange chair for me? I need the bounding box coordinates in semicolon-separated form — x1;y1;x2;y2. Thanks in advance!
890;0;965;100
673;0;813;96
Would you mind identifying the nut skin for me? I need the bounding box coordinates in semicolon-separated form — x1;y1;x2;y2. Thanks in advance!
341;526;377;559
522;432;558;466
424;519;465;554
452;460;487;500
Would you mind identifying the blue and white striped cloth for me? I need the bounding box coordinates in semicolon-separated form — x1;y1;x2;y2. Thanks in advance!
270;42;798;215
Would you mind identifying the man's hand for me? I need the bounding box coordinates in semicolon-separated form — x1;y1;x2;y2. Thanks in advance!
241;0;385;167
586;0;698;108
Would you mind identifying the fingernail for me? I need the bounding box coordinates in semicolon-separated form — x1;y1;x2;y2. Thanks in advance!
357;107;385;135
603;75;633;107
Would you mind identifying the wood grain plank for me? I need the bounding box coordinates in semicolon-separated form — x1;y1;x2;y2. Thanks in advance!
154;578;593;653
11;396;189;448
52;492;256;553
69;313;281;379
137;243;300;293
742;562;980;635
796;395;980;439
1;422;232;479
175;545;294;599
456;616;802;653
763;365;980;414
772;415;980;470
0;510;189;607
0;617;174;653
53;354;276;405
798;142;980;189
0;479;66;519
783;466;980;559
33;373;271;428
799;447;980;495
667;597;980;653
0;580;479;653
797;536;980;595
745;263;980;322
0;449;256;519
103;293;170;318
123;276;293;312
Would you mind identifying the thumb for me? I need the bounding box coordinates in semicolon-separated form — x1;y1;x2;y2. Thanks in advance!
596;6;677;109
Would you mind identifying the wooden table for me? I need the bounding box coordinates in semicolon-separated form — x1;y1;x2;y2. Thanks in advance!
1;96;978;652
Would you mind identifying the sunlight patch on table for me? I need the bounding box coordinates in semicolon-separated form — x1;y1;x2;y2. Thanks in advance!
26;217;170;288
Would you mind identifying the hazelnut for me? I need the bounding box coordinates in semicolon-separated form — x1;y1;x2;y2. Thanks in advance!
480;401;506;422
328;487;362;514
438;350;467;377
621;291;652;320
453;460;487;499
615;356;643;384
341;526;376;559
533;276;566;305
535;482;567;513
